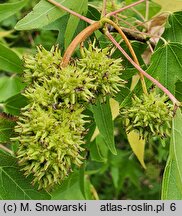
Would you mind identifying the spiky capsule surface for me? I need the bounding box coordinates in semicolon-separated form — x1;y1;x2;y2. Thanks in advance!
16;104;85;189
23;45;61;83
15;46;86;190
77;43;125;98
121;90;173;139
15;44;125;189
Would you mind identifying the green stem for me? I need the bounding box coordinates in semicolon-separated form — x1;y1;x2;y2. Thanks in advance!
101;17;148;95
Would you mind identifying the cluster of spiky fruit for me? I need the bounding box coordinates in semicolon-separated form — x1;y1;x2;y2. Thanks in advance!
121;90;173;139
77;43;125;98
14;44;124;189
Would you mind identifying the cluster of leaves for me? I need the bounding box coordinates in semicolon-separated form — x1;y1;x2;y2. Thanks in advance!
0;0;182;200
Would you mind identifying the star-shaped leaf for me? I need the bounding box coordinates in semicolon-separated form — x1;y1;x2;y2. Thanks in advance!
157;11;182;47
147;42;182;94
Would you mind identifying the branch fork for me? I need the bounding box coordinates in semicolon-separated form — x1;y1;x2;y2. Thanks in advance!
47;0;181;107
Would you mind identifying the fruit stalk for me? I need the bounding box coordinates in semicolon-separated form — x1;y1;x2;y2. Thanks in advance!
62;21;101;67
102;17;148;95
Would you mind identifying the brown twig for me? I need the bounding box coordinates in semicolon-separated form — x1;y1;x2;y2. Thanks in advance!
47;0;93;24
102;18;148;95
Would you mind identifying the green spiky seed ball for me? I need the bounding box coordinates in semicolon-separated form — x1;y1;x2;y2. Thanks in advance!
14;46;86;190
23;45;61;83
15;104;85;190
77;43;125;98
14;43;125;190
121;90;173;139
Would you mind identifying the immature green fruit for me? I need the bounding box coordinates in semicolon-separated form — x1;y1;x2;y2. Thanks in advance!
121;90;173;139
77;43;125;98
14;46;87;190
14;103;86;190
44;65;96;104
23;45;61;83
23;64;96;106
15;43;125;189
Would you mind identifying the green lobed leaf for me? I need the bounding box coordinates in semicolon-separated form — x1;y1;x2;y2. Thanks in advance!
0;0;28;22
134;1;161;19
0;152;50;200
64;0;88;48
0;76;25;102
162;109;182;199
91;98;117;155
157;11;182;47
147;42;182;95
0;43;23;73
164;11;182;43
0;113;16;143
15;0;88;30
